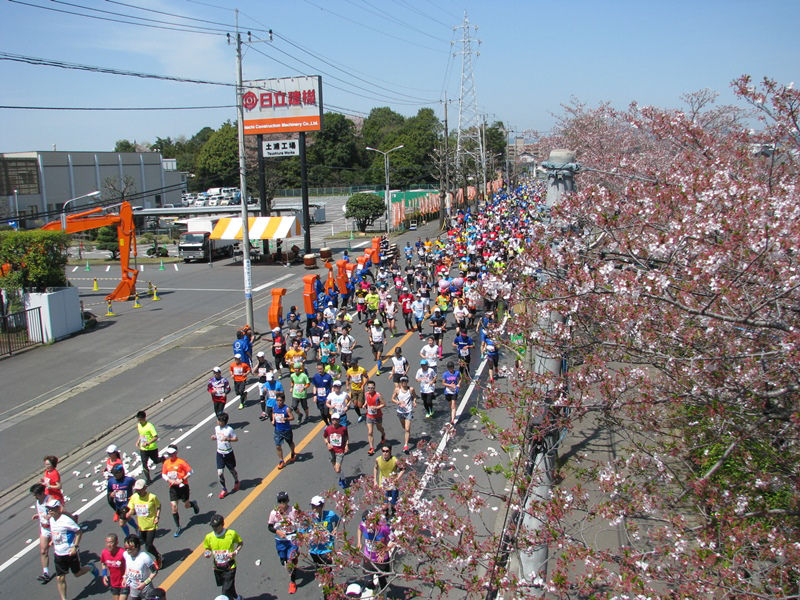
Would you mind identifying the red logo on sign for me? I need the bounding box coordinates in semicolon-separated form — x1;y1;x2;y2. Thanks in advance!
242;91;258;111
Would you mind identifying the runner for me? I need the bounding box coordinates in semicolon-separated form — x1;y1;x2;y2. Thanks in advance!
452;327;476;377
318;332;337;368
391;376;418;454
384;296;398;336
357;510;393;591
323;413;350;488
363;380;386;456
336;324;356;369
106;464;138;536
305;496;340;600
289;366;311;424
124;480;162;567
267;491;300;595
100;533;127;600
46;497;99;600
367;319;386;373
30;483;54;584
271;393;297;470
202;514;243;600
311;362;333;426
346;357;367;423
483;334;500;382
453;298;470;332
326;380;351;427
441;361;462;425
121;534;158;600
389;347;410;391
103;445;123;480
374;445;404;515
258;370;283;422
411;293;427;338
429;307;447;352
354;285;367;323
232;329;252;367
160;445;199;537
364;285;380;323
41;455;65;506
416;359;438;419
211;412;240;499
398;287;414;332
420;335;440;371
135;412;161;485
206;367;231;418
271;326;288;379
285;338;306;375
229;354;251;410
325;353;344;381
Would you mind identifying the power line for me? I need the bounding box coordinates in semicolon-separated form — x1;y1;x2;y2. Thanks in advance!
395;0;453;29
8;0;225;36
0;52;235;87
346;0;450;44
303;0;447;54
0;105;233;111
105;0;264;31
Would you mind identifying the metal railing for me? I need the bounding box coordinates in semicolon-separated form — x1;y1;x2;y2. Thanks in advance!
0;306;43;357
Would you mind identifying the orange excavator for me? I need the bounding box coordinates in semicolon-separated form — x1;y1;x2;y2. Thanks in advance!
41;202;138;302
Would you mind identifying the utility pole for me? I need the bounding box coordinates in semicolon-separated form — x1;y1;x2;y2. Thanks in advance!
440;98;449;229
233;9;254;329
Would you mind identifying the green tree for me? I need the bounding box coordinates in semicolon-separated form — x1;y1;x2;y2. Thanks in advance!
307;112;363;186
114;139;137;152
0;230;68;293
345;192;385;232
362;107;405;152
195;121;238;190
95;226;119;259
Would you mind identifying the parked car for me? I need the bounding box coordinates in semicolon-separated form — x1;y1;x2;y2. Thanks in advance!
194;197;207;207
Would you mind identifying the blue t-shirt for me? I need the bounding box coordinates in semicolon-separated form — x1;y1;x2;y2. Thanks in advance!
263;381;284;409
454;335;474;357
308;510;339;554
484;338;499;357
441;370;461;395
273;404;292;431
311;372;333;404
107;476;136;508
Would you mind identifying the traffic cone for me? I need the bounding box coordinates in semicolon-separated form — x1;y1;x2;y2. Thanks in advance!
133;293;141;309
152;286;160;301
105;300;115;316
85;260;91;271
92;278;99;291
159;260;165;271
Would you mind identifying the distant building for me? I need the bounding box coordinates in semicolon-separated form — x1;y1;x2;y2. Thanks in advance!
0;150;186;225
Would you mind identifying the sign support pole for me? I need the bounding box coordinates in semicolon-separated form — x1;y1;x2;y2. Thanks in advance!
299;132;312;256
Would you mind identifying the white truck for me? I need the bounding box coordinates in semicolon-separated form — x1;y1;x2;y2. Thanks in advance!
178;217;236;262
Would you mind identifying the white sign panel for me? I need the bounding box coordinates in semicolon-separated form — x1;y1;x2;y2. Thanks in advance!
262;139;300;157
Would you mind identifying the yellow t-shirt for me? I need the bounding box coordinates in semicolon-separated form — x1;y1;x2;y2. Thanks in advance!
347;366;367;391
127;492;160;531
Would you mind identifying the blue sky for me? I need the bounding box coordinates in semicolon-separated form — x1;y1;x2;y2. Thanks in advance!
2;0;798;152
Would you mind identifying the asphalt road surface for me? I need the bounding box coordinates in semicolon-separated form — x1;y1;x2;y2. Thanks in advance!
0;219;514;599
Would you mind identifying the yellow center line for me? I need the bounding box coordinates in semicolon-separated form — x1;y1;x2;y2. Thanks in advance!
160;325;416;592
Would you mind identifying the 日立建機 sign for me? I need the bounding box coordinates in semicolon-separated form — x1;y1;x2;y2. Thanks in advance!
263;139;300;157
242;76;323;135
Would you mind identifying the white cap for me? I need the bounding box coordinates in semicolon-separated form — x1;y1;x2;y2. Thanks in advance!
257;351;265;358
331;412;341;420
272;327;280;333
133;479;147;490
44;497;62;508
332;380;342;386
106;444;118;453
310;495;325;506
265;371;275;381
346;583;363;596
163;445;177;455
212;366;221;373
234;353;242;359
327;301;333;306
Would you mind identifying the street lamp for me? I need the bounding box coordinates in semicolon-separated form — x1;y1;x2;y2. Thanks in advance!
366;144;404;233
61;190;101;230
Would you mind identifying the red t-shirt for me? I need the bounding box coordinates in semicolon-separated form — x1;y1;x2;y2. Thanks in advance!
101;546;127;588
42;468;64;503
162;457;192;486
323;424;348;454
364;391;383;420
230;362;251;382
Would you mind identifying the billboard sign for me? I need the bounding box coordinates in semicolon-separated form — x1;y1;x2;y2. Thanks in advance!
262;139;300;157
241;76;322;135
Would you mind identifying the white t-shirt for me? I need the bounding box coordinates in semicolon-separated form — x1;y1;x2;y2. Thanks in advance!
391;356;408;375
416;367;436;394
395;388;414;412
327;391;349;414
454;305;469;322
49;514;80;556
337;334;354;354
215;425;235;454
123;550;155;587
370;326;385;343
420;344;439;367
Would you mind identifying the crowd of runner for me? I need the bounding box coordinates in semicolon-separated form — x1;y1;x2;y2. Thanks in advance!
30;181;545;600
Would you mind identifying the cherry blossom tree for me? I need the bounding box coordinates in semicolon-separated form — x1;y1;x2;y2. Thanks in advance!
290;77;800;599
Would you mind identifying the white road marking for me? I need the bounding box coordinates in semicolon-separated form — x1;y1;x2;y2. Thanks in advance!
174;263;179;271
353;240;370;248
252;272;293;293
106;265;111;272
0;383;260;575
139;265;144;272
71;266;78;272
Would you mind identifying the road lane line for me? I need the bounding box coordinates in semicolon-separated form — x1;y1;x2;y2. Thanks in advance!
105;265;111;272
71;266;78;272
353;240;370;248
160;327;415;591
174;263;179;271
252;272;293;293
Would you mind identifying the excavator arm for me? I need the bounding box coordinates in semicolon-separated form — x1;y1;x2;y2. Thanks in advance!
41;202;138;302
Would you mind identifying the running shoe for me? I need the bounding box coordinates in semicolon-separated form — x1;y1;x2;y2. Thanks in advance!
232;482;240;492
238;403;244;410
288;581;297;594
37;573;53;584
219;490;227;499
259;412;267;421
173;528;182;538
191;500;200;514
403;445;409;454
357;415;366;423
368;447;375;455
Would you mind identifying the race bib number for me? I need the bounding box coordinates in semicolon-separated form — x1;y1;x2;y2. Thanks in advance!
329;433;343;447
486;344;496;353
460;348;470;357
166;471;178;481
213;550;231;566
138;436;148;446
135;503;149;517
317;388;327;399
127;568;143;583
352;374;362;383
114;490;128;502
367;406;378;416
274;413;285;424
434;326;442;333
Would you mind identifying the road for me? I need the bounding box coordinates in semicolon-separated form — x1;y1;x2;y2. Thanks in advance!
0;218;514;599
